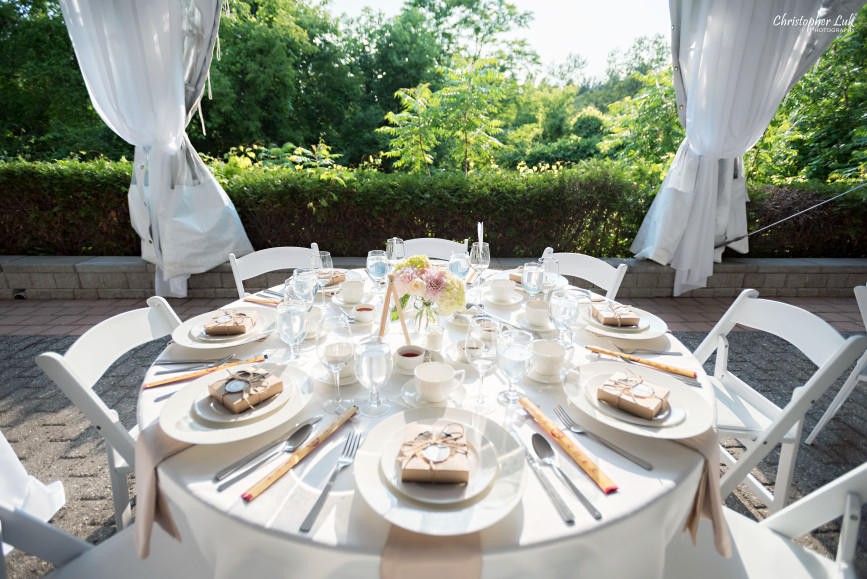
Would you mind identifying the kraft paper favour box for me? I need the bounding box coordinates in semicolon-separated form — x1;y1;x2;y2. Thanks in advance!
398;422;470;484
597;372;669;420
207;368;282;414
591;302;640;327
203;310;258;336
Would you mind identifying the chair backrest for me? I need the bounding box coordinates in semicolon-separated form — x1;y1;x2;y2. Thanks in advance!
0;501;91;571
404;238;468;260
761;461;867;571
542;247;628;299
229;247;315;298
856;285;867;328
35;297;182;464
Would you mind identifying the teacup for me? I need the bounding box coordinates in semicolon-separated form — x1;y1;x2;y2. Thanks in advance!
352;303;376;324
340;280;365;304
489;279;515;303
456;338;482;362
395;345;426;371
532;339;567;376
414;362;466;403
525;300;551;327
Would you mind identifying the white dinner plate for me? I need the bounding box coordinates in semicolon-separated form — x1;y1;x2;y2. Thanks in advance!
191;363;293;427
482;290;522;308
564;361;712;439
354;407;526;535
400;378;467;408
580;307;667;341
171;307;277;350
379;420;498;506
159;364;313;444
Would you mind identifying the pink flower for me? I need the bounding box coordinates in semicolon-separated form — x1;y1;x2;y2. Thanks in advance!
394;266;419;297
423;269;446;302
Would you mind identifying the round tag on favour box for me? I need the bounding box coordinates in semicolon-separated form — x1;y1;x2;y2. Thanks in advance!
422;444;452;463
225;379;248;393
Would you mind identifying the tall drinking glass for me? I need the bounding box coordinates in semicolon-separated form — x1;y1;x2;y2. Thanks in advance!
276;299;309;364
449;250;470;281
366;250;388;295
315;251;333;307
463;314;499;415
540;256;560;299
317;315;354;413
549;288;591;342
288;267;318;305
354;337;393;417
496;330;533;407
386;237;405;272
469;242;490;302
521;262;544;301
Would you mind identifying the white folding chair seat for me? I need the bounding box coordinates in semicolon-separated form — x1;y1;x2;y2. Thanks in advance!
806;285;867;444
229;246;316;298
541;247;628;300
35;297;182;530
664;461;867;579
694;289;867;513
404;238;468;260
0;501;210;579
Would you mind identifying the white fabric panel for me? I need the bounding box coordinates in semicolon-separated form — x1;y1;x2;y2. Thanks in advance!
632;0;862;295
60;0;252;295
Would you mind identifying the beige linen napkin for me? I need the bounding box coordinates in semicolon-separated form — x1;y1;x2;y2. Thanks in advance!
134;422;192;559
381;526;482;579
676;427;732;557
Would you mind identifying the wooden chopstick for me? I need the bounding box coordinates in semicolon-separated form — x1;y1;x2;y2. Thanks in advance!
585;346;697;379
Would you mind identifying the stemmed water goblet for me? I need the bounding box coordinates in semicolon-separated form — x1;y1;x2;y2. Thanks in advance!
463;314;500;415
276;298;309;365
549;288;591;343
315;251;333;307
496;329;533;408
540;256;560;299
469;242;490;302
354;337;393;417
449;250;470;281
317;314;355;413
287;267;318;306
366;250;388;295
521;261;544;302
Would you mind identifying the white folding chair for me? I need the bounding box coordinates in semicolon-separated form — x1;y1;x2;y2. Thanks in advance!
693;289;867;512
229;246;316;298
35;297;182;530
0;501;210;579
664;460;867;579
404;238;468;260
541;247;628;300
806;286;867;444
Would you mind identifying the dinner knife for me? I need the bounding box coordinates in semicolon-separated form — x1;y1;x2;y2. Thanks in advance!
213;416;322;481
520;442;575;525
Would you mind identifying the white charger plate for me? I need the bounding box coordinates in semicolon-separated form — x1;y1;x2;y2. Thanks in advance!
191;363;293;427
581;307;667;341
564;361;711;439
171;308;277;350
354;407;526;535
379;420;498;506
159;364;313;444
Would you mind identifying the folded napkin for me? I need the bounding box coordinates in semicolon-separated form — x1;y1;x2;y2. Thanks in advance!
134;423;192;559
676;427;732;558
381;526;481;579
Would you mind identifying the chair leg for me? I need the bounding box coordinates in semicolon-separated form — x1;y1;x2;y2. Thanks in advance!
0;520;7;579
806;353;867;445
771;423;803;513
106;447;131;530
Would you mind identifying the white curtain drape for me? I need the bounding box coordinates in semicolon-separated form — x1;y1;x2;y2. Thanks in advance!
60;0;253;297
631;0;863;295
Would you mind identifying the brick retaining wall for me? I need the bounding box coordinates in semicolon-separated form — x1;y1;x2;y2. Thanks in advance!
1;255;865;300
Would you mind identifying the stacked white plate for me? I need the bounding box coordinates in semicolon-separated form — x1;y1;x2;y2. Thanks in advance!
171;307;277;350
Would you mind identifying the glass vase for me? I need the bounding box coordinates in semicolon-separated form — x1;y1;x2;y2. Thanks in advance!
413;298;439;335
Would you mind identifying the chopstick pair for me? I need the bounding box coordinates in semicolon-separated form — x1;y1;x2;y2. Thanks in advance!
585;346;698;380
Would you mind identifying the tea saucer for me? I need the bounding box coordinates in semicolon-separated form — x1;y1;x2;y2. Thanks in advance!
400;378;467;407
392;350;445;375
482;291;522;308
527;367;564;384
444;344;498;375
332;292;372;308
516;313;556;332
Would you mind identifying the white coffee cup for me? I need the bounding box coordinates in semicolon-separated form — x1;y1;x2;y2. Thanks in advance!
395;345;425;371
532;339;567;376
489;279;515;302
525;299;550;327
414;362;466;403
340;280;364;304
352;303;376;324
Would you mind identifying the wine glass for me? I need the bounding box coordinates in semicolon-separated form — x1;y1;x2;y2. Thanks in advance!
463;314;499;415
316;314;355;413
354;337;393;417
366;250;388;295
386;237;405;272
315;251;333;307
539;256;560;299
521;262;544;301
469;242;490;302
288;267;318;305
549;288;591;342
449;250;470;281
276;299;309;364
496;330;533;408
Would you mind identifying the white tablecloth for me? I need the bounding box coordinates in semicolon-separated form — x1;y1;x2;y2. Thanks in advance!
137;275;713;578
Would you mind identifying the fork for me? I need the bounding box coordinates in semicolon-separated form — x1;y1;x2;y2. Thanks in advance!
553;404;653;471
152;353;235;375
299;433;360;533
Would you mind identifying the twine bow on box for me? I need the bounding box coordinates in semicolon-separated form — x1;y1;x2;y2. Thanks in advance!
602;301;635;327
222;369;269;411
601;370;663;409
397;423;468;471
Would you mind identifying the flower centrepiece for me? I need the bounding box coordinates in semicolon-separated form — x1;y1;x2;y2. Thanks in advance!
392;255;466;332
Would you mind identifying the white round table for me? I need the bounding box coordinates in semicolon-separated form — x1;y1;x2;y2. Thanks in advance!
137;274;713;578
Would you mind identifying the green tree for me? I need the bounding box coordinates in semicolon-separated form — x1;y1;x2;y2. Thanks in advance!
377;83;439;175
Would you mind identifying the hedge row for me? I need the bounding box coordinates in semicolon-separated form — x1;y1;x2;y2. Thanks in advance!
1;159;864;259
